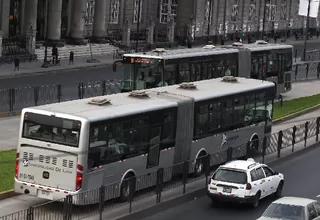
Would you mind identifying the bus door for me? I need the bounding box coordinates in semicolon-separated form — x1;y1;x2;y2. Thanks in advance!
146;125;161;169
277;53;285;85
251;55;267;80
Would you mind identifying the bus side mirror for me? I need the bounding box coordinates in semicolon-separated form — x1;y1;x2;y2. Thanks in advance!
113;63;117;72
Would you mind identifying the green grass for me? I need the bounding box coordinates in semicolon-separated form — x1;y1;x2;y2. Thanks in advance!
0;150;15;192
0;94;318;192
273;93;320;120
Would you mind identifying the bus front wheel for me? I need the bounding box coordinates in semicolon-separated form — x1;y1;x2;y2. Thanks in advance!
120;174;135;202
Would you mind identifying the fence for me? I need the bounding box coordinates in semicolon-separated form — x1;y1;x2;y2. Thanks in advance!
294;49;320;62
0;60;319;113
1;117;320;220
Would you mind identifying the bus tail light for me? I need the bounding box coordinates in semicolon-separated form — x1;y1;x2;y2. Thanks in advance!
15;153;20;178
76;172;83;191
76;164;83;191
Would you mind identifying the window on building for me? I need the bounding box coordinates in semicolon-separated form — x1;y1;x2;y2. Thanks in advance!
110;0;120;24
280;0;287;20
231;0;239;22
160;0;178;24
248;0;256;21
133;0;143;23
204;0;212;23
265;0;276;21
85;1;95;24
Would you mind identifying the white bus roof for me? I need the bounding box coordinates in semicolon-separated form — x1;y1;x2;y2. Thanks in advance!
25;77;274;122
122;43;293;60
25;92;177;122
150;77;274;102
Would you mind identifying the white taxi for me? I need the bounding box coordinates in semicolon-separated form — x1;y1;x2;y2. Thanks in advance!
207;158;284;208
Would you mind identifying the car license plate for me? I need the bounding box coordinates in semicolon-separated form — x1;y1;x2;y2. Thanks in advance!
223;187;232;193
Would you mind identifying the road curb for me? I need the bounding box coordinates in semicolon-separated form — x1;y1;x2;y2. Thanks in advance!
273;103;320;125
0;111;21;118
0;190;18;200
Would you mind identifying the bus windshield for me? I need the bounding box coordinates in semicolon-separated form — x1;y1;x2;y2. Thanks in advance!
22;112;81;147
122;56;164;91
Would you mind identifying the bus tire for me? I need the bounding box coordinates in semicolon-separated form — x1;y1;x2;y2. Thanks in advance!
120;174;135;202
249;135;259;156
194;152;206;177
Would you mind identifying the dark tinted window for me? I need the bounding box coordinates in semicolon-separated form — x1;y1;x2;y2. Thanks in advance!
308;204;318;219
193;88;274;140
262;166;274;177
262;203;305;220
250;169;258;181
313;202;320;215
212;169;247;184
23;112;81;147
88;108;177;168
255;167;266;179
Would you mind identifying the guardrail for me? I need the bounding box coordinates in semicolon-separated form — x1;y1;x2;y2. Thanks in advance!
0;61;319;113
1;117;319;220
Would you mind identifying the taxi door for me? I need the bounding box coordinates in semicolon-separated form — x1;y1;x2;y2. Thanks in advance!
251;167;267;198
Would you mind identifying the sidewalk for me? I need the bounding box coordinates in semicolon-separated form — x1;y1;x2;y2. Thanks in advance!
0;54;116;79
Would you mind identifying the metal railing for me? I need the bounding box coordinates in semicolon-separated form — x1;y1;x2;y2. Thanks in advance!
0;60;319;113
1;117;320;220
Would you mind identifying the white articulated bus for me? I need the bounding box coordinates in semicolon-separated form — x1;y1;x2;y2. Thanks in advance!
114;41;292;95
14;77;275;204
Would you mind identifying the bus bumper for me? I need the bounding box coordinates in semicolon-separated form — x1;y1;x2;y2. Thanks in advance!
14;179;76;202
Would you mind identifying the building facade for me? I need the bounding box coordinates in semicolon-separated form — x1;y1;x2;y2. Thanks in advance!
0;0;319;48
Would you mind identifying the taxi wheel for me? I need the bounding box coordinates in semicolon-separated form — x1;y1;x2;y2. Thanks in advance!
274;181;284;198
251;192;260;209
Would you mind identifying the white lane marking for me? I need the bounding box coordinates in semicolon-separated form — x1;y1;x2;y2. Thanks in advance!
316;195;320;198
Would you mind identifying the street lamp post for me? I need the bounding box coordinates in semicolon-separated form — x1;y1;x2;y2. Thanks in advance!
41;0;50;68
303;0;311;61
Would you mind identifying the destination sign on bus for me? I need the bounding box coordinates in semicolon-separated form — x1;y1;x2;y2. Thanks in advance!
130;58;154;64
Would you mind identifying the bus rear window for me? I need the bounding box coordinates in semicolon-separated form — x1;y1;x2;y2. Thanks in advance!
22;112;81;147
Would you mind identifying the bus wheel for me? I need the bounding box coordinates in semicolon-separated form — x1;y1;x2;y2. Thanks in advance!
120;174;135;202
194;153;206;177
250;136;259;156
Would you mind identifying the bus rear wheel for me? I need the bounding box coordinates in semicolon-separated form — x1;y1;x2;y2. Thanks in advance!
194;153;207;177
120;174;135;202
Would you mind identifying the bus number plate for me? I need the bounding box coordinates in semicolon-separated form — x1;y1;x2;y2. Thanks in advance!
38;190;53;200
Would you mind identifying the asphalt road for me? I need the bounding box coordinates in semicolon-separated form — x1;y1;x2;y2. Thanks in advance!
144;143;320;220
0;41;318;112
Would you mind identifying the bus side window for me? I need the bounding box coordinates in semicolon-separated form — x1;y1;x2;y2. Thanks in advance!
179;63;190;83
233;97;246;127
161;111;177;149
195;104;209;138
251;55;259;79
164;64;177;85
131;117;149;155
209;102;222;133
